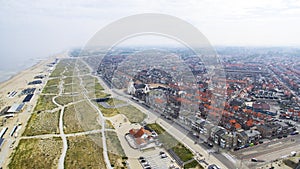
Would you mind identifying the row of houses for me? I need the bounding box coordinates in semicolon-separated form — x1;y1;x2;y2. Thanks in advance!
179;115;295;149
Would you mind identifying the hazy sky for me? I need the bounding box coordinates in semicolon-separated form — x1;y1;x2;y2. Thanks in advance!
1;0;300;60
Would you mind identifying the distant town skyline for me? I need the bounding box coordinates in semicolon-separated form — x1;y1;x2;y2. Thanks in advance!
1;0;300;61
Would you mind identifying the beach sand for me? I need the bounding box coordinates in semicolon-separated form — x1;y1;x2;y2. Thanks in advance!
0;51;68;168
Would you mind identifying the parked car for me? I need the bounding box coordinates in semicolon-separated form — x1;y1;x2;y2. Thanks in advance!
251;158;258;162
208;164;221;169
160;151;167;158
291;131;299;135
208;142;214;148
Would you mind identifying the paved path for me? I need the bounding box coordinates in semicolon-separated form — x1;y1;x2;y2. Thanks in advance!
78;59;112;169
52;68;68;169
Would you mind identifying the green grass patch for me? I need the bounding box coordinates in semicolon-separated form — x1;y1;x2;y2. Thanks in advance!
8;138;62;169
184;160;203;169
106;131;125;156
95;81;104;90
97;102;145;123
146;123;165;134
117;105;146;123
147;123;193;162
42;86;59;94
23;110;60;136
107;98;126;106
76;60;90;75
63;77;74;84
97;104;120;117
65;134;105;169
172;143;194;162
34;95;58;112
105;120;115;129
46;78;60;86
50;59;76;77
55;95;74;106
95;90;110;98
106;131;127;169
73;101;101;131
63;105;84;134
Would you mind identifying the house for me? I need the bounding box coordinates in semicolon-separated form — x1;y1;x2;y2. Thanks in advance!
127;80;150;95
210;126;226;145
191;117;206;133
129;127;152;139
244;130;261;143
209;125;236;149
252;102;270;112
127;127;157;150
236;130;248;146
275;121;294;134
257;123;281;138
220;132;236;149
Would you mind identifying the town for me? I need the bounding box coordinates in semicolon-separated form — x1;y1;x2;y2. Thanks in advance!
83;46;300;169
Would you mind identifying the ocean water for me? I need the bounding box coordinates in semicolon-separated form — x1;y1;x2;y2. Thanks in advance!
0;56;43;83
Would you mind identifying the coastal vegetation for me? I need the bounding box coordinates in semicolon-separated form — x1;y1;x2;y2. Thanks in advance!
23;110;60;136
73;101;101;131
63;105;84;134
65;134;105;169
146;123;196;164
9;138;62;169
106;131;127;169
34;95;58;112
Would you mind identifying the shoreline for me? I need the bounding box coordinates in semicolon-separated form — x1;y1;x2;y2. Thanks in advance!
0;52;68;88
0;51;69;167
0;59;44;86
0;56;53;87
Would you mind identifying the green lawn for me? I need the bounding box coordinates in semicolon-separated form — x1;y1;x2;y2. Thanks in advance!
95;81;104;90
146;123;165;134
184;160;203;169
173;143;194;162
8;137;62;169
97;102;146;123
147;123;194;162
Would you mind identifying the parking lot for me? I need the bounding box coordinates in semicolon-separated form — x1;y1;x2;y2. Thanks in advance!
138;148;180;169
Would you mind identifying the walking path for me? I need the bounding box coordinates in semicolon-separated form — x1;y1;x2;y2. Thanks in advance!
52;69;68;169
77;59;112;169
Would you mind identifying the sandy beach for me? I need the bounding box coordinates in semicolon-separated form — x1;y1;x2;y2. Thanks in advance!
0;51;68;168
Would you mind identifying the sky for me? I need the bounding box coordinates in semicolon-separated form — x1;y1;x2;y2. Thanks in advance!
1;0;300;61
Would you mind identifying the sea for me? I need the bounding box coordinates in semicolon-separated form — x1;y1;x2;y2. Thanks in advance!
0;55;46;83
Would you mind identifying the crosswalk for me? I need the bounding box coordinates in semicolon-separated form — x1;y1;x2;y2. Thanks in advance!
222;153;237;164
